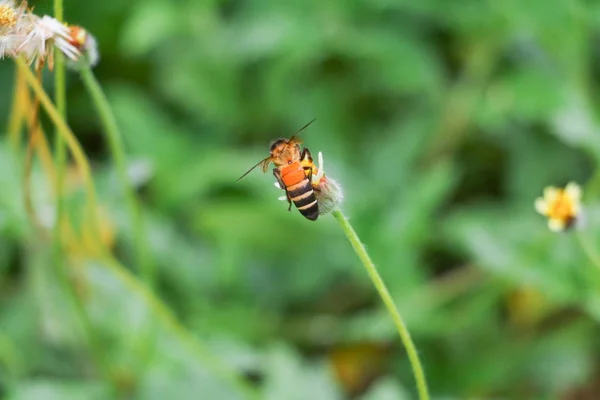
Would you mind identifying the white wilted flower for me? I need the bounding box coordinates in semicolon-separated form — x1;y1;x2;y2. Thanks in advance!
0;0;99;69
17;15;80;68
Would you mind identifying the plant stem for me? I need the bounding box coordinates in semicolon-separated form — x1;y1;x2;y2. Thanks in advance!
16;58;104;254
585;169;600;199
7;66;26;149
17;58;110;377
103;255;259;400
576;232;600;272
53;0;68;260
79;67;153;288
331;209;430;400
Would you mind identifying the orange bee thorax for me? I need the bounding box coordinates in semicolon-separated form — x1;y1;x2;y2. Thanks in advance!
279;161;307;187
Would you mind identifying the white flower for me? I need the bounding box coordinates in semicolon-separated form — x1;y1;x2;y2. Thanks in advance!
534;182;582;232
0;1;100;69
18;15;80;67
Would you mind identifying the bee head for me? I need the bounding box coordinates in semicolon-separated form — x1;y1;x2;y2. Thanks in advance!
269;138;300;166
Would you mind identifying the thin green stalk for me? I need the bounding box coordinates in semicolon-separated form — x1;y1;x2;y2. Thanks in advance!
331;209;430;400
576;232;600;272
7;67;26;149
53;0;68;260
17;58;110;379
103;255;259;400
585;169;600;199
56;258;112;380
79;66;153;288
16;58;104;252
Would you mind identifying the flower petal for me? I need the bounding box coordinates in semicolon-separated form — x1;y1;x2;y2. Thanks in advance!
565;182;582;202
548;218;565;232
534;198;548;215
312;151;325;184
543;186;560;203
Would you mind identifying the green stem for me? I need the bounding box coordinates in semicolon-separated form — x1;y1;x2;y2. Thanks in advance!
55;259;112;380
331;209;430;400
16;58;110;378
16;58;104;252
53;0;68;259
576;232;600;272
7;67;25;149
103;255;259;400
585;169;600;199
79;67;153;288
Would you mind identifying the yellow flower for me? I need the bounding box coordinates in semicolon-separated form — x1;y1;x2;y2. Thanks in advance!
534;182;582;232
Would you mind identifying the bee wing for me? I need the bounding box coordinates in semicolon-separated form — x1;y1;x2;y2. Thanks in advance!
260;158;272;173
288;118;316;143
237;156;272;182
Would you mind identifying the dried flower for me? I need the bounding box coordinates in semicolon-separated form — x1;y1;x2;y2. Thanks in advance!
534;182;582;232
18;15;79;68
0;1;100;69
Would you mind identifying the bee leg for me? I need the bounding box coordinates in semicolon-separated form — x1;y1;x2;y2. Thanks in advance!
300;147;314;163
273;169;293;211
273;168;285;189
303;166;315;188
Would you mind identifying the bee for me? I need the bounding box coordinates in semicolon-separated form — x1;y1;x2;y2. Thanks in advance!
237;119;320;221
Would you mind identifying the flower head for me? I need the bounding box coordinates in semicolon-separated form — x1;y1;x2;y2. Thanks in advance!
0;1;102;69
534;182;582;232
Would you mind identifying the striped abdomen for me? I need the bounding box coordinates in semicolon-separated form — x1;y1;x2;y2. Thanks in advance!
280;162;319;221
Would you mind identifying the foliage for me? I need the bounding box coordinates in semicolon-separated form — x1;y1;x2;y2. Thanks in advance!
1;0;600;398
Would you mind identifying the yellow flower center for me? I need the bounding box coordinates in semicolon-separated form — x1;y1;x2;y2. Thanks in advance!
0;5;16;27
548;191;575;220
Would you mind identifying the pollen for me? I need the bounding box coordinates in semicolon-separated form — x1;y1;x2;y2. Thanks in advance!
0;5;16;27
534;182;582;232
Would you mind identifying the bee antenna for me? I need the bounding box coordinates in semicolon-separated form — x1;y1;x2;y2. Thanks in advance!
289;118;316;139
236;157;270;182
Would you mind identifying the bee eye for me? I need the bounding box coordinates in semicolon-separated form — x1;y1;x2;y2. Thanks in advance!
288;160;292;165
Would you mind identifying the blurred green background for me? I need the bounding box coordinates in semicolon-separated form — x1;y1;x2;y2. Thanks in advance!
2;0;600;398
